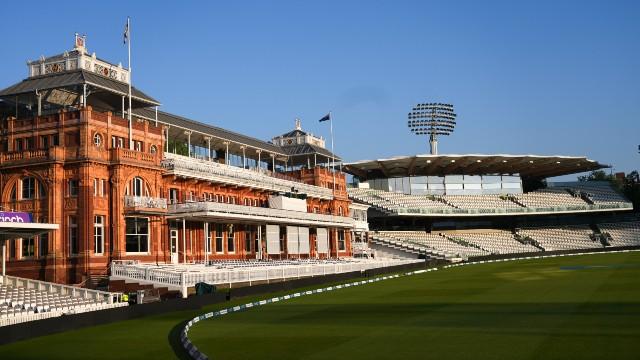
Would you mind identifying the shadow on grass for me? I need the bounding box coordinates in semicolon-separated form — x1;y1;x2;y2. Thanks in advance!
168;319;195;360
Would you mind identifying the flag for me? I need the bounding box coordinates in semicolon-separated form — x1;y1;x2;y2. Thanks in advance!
123;18;129;44
319;113;331;122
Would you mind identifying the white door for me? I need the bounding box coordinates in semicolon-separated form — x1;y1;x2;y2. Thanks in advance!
170;229;179;264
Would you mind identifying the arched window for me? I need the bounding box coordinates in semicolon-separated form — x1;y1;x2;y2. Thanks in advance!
131;177;146;197
93;133;103;147
150;145;157;154
22;177;36;200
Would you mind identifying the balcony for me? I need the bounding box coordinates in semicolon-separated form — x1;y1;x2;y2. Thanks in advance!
162;153;334;199
0;147;65;167
111;148;160;167
168;200;354;228
124;196;168;214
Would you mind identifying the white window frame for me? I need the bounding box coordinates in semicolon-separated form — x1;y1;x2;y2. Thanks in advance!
93;133;102;147
227;225;235;253
132;177;145;197
215;224;224;254
125;217;150;254
94;215;104;255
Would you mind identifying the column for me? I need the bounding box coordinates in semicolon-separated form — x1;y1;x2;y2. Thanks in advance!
204;136;212;161
256;149;262;171
184;130;192;157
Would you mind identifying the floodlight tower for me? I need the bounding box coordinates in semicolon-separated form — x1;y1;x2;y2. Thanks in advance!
407;102;457;155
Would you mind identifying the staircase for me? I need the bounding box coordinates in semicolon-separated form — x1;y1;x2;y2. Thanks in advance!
443;234;491;253
590;224;610;247
567;188;594;205
514;231;545;251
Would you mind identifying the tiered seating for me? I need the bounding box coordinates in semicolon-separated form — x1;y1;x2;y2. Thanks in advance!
0;284;114;316
0;279;126;327
517;226;601;251
374;192;452;210
348;188;453;213
442;195;521;210
568;183;629;207
449;231;539;254
514;188;587;209
348;186;629;214
378;231;490;258
598;222;640;247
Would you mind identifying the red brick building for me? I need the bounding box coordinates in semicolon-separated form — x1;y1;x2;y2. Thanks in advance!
0;37;354;285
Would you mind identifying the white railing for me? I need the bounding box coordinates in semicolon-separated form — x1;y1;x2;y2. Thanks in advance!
162;153;334;199
168;201;355;227
110;259;422;298
124;196;168;210
389;203;633;216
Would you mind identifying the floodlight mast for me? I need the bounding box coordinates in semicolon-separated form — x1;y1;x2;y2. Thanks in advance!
407;102;457;155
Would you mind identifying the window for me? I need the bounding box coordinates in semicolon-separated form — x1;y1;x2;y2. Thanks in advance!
94;216;104;254
205;225;212;254
244;198;250;206
41;135;49;149
150;145;157;154
279;226;286;253
93;133;103;147
338;230;346;251
338;207;343;216
125;217;149;253
253;199;258;207
134;141;142;152
169;188;179;204
15;138;23;151
245;229;252;254
94;179;106;197
21;237;35;258
227;225;235;253
69;216;79;255
215;224;224;253
68;179;79;197
22;177;36;199
10;185;16;201
132;177;145;197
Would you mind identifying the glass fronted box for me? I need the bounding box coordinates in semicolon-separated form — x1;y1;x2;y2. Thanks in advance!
365;175;522;195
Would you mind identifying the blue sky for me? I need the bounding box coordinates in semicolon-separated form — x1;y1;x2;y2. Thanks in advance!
1;1;638;179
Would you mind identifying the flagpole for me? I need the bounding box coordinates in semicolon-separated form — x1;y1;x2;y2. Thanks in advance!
127;16;133;150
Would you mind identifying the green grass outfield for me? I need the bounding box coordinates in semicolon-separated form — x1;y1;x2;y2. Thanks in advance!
189;251;640;360
1;252;639;359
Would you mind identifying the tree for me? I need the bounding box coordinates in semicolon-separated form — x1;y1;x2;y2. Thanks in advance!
577;170;615;182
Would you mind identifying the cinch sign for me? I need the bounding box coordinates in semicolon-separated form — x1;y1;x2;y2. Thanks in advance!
0;212;33;223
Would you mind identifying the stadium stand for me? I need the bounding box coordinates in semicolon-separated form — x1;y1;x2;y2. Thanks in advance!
442;195;522;210
514;188;588;209
377;231;490;259
566;183;630;207
516;226;601;252
598;222;640;247
348;185;632;214
0;276;126;327
446;230;539;254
